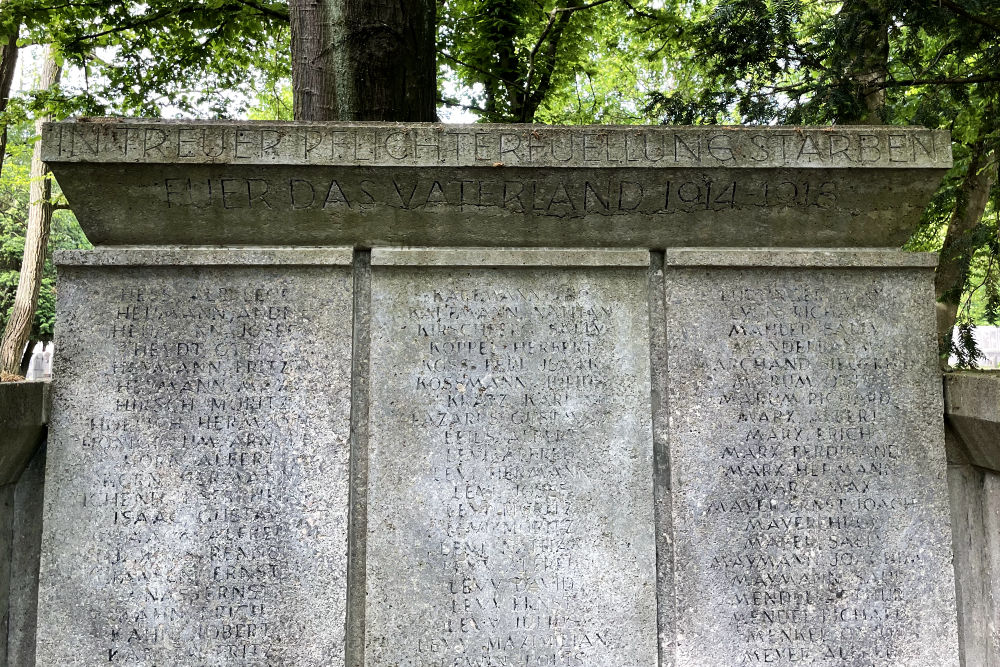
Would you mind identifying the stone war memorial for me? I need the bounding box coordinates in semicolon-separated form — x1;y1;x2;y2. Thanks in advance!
35;120;960;666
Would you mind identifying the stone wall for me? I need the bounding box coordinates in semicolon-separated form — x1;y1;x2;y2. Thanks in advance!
5;337;1000;665
0;381;48;666
944;372;1000;666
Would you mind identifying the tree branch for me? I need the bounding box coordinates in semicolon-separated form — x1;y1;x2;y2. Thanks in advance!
938;0;1000;34
758;71;1000;99
438;49;520;88
437;96;485;113
878;73;1000;87
524;0;614;112
617;0;658;20
66;8;176;43
232;0;290;22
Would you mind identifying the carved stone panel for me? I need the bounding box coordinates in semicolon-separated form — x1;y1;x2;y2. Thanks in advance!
664;249;959;666
36;248;354;666
42;122;951;248
365;248;657;665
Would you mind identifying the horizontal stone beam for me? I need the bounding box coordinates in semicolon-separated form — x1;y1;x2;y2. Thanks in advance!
42;121;951;248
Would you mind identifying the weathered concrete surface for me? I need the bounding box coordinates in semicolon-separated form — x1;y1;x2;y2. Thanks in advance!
0;382;48;666
5;444;46;666
56;245;354;266
666;246;940;268
37;248;354;666
43;121;950;248
945;371;1000;472
664;249;959;666
0;381;50;486
944;372;1000;666
365;248;657;665
947;454;1000;667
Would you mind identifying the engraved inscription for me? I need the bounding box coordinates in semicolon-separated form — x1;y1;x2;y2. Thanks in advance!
666;267;958;666
366;265;656;666
47;123;951;169
158;173;839;220
38;266;353;666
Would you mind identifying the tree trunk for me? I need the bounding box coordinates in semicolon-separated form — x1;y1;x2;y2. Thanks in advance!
0;9;20;176
289;0;436;121
0;48;60;376
934;141;997;363
837;0;889;124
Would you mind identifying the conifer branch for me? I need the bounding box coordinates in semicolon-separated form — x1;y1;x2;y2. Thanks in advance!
937;0;1000;34
878;73;1000;87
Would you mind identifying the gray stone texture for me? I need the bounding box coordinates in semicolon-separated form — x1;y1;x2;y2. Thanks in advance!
664;250;959;666
0;381;50;486
365;249;657;665
43;121;950;248
665;247;939;268
6;443;46;666
33;118;969;664
55;246;354;266
945;371;1000;471
0;381;49;666
947;455;1000;667
943;372;1000;667
36;250;355;666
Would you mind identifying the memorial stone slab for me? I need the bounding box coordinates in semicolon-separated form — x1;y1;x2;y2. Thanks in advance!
663;249;959;666
36;247;354;666
43;121;950;248
365;248;657;666
36;120;963;665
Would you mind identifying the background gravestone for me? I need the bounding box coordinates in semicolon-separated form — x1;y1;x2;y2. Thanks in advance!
664;249;959;666
364;248;657;665
36;248;354;666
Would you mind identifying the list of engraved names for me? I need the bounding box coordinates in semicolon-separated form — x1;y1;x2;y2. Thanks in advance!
366;264;656;666
37;266;353;666
666;265;957;666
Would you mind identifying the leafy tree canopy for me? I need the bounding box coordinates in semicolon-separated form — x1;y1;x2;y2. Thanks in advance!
0;119;89;341
2;0;290;118
0;0;998;365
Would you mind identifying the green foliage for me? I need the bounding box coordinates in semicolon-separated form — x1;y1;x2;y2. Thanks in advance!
439;0;674;124
0;123;90;340
3;0;291;118
247;78;293;121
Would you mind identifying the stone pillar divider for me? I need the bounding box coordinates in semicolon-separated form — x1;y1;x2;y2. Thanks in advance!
346;247;371;667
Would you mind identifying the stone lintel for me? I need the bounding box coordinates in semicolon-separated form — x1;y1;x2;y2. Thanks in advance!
41;121;953;249
371;247;650;267
55;246;354;266
665;247;939;268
